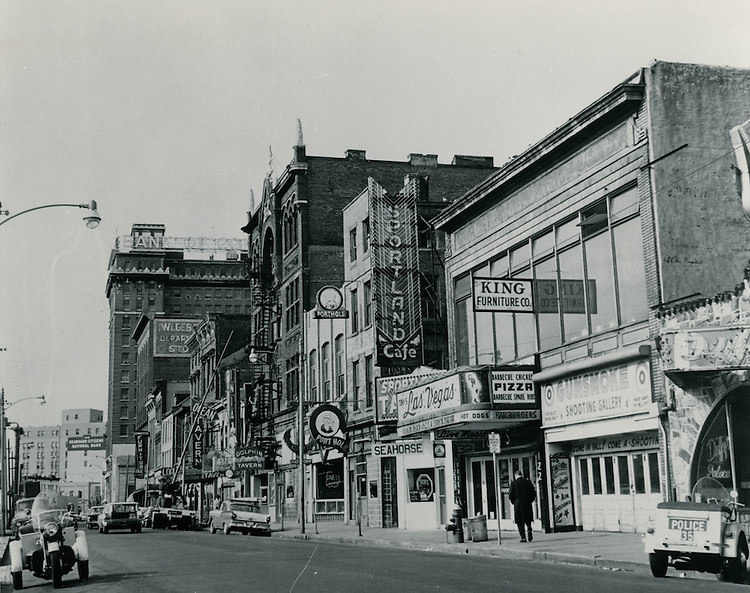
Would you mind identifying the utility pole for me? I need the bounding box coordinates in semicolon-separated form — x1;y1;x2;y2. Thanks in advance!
1;387;7;536
298;332;306;534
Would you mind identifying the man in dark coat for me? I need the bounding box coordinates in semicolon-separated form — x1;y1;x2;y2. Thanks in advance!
509;470;536;542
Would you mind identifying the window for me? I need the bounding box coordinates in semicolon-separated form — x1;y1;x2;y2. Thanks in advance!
350;288;359;334
334;335;345;400
120;370;130;383
363;280;372;327
362;217;370;253
321;342;331;401
365;355;374;408
119;424;129;437
285;278;300;329
121;352;130;365
352;360;360;411
309;349;318;403
349;227;358;262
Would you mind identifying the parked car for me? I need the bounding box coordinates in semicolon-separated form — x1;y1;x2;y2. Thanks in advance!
97;502;142;534
151;495;197;530
208;497;271;536
10;498;36;537
644;479;749;582
86;506;103;529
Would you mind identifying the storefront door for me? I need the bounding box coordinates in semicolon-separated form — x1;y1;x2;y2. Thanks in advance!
469;454;538;530
578;450;660;532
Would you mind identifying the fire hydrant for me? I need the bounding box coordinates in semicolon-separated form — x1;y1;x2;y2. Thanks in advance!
444;506;464;543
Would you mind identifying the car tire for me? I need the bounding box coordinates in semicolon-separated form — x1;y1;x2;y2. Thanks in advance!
103;525;109;534
649;552;668;578
209;520;217;534
11;570;23;590
224;522;231;535
78;559;89;581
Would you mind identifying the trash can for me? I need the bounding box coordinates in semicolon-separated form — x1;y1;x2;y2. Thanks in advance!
469;515;488;542
462;518;472;541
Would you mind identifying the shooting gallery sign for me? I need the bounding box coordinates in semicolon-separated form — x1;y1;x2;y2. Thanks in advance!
309;404;349;455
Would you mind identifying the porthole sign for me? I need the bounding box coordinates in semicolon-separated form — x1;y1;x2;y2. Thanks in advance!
315;286;349;318
309;403;349;454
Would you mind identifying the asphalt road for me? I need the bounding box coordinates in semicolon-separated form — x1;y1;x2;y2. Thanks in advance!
11;527;739;593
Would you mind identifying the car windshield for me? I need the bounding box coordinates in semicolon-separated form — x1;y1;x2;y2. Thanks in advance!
111;503;137;513
30;490;67;529
15;499;34;514
230;503;259;513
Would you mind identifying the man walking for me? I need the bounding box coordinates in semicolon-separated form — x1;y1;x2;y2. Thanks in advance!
509;470;536;542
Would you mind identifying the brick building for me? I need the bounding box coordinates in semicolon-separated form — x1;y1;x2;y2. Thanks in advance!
105;223;249;502
241;145;496;525
432;61;750;533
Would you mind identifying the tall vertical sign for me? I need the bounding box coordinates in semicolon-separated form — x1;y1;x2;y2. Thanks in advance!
134;431;149;479
369;177;422;367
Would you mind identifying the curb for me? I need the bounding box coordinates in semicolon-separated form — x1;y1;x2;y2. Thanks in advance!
271;531;649;574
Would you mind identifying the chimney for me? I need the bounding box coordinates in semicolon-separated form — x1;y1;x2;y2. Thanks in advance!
408;153;438;167
345;149;367;161
451;155;495;168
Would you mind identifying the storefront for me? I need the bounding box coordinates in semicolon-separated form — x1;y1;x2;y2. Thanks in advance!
538;344;660;533
395;365;541;532
658;306;750;506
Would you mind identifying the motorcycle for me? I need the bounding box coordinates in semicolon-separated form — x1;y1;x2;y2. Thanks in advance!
8;490;90;590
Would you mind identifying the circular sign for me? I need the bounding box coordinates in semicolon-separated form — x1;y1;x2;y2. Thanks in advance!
316;286;344;311
224;469;234;478
309;404;348;454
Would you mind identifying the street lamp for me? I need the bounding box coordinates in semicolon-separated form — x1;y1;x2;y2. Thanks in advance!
0;390;45;535
0;200;101;229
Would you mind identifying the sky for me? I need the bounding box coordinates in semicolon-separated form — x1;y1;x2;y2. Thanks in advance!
1;0;749;429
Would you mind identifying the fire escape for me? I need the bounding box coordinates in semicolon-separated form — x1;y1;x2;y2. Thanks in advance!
245;253;282;468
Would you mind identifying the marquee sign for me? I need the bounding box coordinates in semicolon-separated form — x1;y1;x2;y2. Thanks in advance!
369;177;422;367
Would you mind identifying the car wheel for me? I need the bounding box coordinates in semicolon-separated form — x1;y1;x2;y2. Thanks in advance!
103;525;109;534
11;571;23;590
78;559;89;581
648;552;668;578
730;540;749;584
223;522;231;535
209;520;217;534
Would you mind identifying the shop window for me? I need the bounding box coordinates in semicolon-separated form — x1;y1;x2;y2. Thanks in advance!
591;458;602;495
534;256;562;350
633;454;646;494
584;230;617;333
604;457;616;494
580;459;590;495
617;456;630;495
648;452;660;494
408;468;435;502
613;217;648;324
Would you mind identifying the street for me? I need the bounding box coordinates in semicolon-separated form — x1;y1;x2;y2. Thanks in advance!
4;528;738;593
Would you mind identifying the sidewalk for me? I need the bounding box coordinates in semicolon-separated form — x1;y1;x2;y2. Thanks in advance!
270;520;651;574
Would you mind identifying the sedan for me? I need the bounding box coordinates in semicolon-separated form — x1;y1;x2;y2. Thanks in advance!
208;498;271;536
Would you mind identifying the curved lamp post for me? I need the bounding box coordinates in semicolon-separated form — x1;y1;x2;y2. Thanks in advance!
0;391;45;535
0;200;101;229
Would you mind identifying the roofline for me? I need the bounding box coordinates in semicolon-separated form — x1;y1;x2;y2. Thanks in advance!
432;80;645;231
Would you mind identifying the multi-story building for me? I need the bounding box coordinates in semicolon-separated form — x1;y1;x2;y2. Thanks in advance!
240;144;497;526
105;223;249;502
18;408;105;509
431;61;750;533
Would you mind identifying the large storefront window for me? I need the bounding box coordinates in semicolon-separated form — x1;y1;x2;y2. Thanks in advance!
613;216;648;324
583;229;617;334
453;184;646;364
